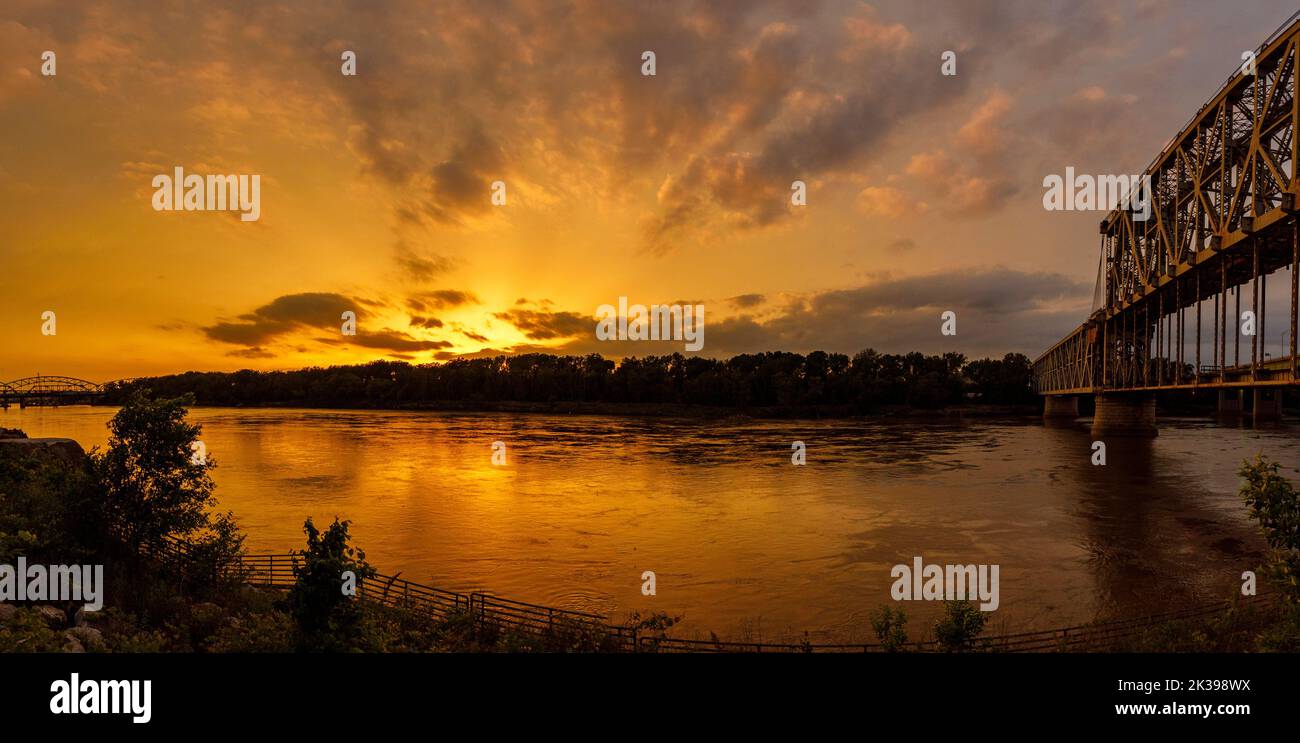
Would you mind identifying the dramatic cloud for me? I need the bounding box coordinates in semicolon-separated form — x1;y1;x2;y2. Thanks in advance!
6;0;1281;381
202;293;361;346
493;308;591;340
458;266;1091;361
203;292;453;359
699;267;1089;357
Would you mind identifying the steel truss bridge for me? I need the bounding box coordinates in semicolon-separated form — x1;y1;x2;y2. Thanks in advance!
0;376;111;408
1032;13;1300;429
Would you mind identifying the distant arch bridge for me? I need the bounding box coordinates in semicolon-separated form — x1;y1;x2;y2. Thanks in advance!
0;376;126;408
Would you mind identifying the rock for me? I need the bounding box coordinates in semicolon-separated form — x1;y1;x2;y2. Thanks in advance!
0;437;87;465
66;626;105;652
36;605;67;628
61;633;85;653
0;428;28;439
0;603;17;622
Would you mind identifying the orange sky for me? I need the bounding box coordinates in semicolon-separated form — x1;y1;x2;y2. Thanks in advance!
2;0;1295;382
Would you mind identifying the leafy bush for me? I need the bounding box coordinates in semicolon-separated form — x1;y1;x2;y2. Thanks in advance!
287;517;378;651
1239;455;1300;601
934;600;987;652
869;606;909;652
205;611;297;653
623;611;681;652
0;447;101;565
0;608;62;652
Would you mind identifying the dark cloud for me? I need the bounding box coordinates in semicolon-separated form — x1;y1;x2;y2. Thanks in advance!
423;128;503;224
908;0;1135;72
407;289;480;310
203;292;452;359
492;308;590;340
226;346;275;359
702;267;1088;357
410;316;444;329
1031;87;1142;171
474;266;1088;359
202;292;360;345
728;293;766;308
319;330;452;353
639;4;974;251
394;242;455;282
232;0;974;251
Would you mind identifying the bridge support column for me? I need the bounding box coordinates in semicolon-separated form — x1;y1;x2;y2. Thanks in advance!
1092;394;1157;437
1043;395;1079;419
1251;388;1282;421
1216;389;1243;417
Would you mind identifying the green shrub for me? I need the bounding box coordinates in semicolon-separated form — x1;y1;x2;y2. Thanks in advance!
287;517;378;651
934;600;987;652
205;611;297;653
1239;455;1300;601
869;606;909;652
0;608;62;652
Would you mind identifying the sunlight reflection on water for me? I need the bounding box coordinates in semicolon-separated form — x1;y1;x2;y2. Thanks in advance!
5;405;1296;642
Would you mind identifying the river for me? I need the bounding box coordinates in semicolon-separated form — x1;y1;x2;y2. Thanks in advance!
3;405;1295;642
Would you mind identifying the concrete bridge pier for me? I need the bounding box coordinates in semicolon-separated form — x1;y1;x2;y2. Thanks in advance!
1217;389;1243;417
1092;394;1157;437
1043;395;1079;419
1252;389;1283;421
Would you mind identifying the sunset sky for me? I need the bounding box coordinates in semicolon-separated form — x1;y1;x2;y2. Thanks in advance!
2;0;1297;382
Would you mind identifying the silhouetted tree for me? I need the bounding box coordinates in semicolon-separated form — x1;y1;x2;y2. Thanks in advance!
103;349;1038;413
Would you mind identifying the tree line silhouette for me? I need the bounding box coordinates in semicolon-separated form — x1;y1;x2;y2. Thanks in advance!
102;350;1036;412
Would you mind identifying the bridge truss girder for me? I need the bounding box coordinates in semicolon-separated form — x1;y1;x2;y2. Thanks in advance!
1034;16;1300;396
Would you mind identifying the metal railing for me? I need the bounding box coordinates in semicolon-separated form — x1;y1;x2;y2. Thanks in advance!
149;540;1278;652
